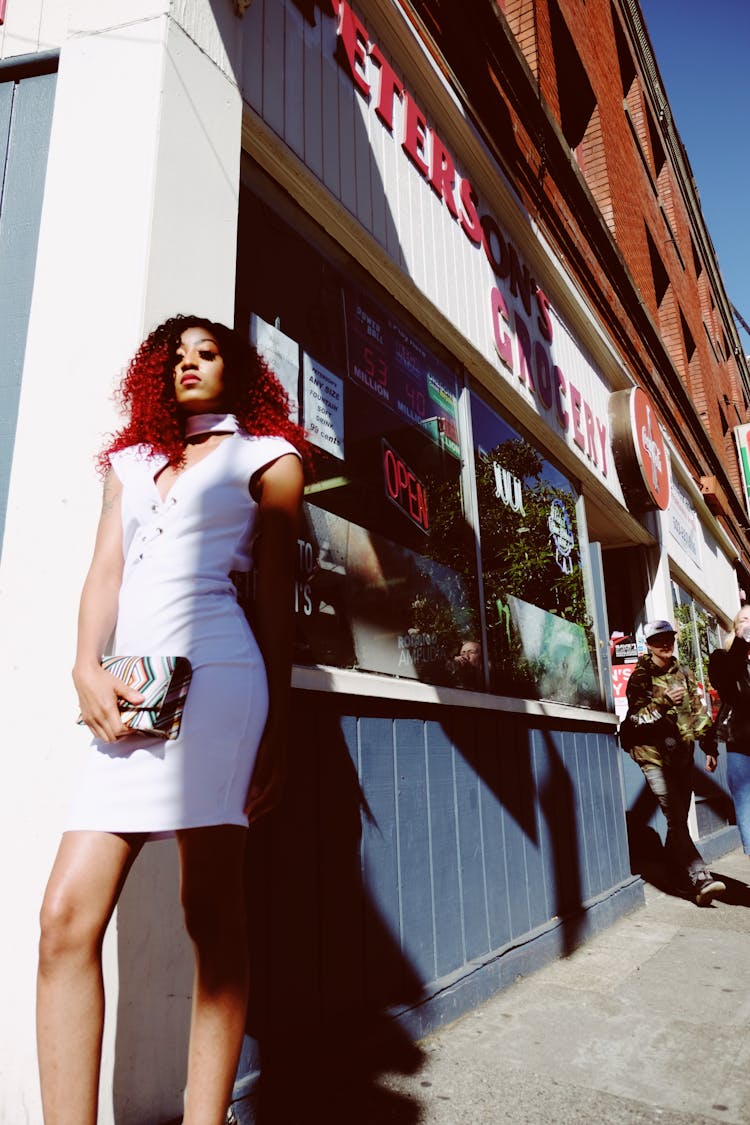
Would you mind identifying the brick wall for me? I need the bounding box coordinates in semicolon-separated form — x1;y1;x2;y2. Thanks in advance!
408;0;749;564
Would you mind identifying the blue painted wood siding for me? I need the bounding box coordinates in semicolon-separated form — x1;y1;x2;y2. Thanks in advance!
347;709;631;985
238;693;631;1118
0;65;56;551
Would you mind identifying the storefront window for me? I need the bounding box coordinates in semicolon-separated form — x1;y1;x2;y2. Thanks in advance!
236;191;480;684
295;288;479;682
237;186;601;705
470;393;600;706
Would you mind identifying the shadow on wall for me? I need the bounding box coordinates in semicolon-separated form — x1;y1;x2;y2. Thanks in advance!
110;698;624;1124
439;713;587;960
111;707;426;1125
241;706;426;1125
113;843;193;1124
233;701;614;1123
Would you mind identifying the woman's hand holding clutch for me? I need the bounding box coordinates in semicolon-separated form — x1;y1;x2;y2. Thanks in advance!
73;661;144;743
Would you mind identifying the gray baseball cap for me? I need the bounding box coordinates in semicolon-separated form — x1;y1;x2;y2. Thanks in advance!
644;619;676;640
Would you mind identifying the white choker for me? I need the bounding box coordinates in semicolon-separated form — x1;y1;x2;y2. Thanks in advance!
184;413;240;438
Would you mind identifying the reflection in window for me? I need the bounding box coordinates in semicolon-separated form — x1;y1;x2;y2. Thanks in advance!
239;231;480;685
295;289;479;683
672;581;720;710
471;392;600;706
237;188;601;705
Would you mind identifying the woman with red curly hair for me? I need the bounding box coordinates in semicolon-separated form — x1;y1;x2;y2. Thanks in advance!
37;316;306;1125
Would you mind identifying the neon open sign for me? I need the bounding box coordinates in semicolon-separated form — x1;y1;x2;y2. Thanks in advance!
382;439;429;533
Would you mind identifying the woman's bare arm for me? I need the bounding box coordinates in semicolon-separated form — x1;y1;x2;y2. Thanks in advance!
244;453;304;821
73;471;143;742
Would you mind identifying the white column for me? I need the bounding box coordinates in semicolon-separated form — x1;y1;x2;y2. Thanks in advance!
0;3;241;1120
642;511;673;628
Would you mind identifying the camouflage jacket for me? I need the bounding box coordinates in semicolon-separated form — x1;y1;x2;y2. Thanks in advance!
625;652;712;767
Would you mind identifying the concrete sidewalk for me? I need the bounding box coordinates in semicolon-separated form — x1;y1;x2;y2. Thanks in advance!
377;847;750;1124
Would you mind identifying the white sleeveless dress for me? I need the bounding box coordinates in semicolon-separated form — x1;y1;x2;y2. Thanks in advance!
65;431;300;837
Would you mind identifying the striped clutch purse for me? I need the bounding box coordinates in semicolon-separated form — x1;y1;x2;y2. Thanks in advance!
78;655;193;740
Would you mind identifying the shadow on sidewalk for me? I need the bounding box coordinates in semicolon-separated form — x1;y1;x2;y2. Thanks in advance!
711;871;750;908
627;814;750;908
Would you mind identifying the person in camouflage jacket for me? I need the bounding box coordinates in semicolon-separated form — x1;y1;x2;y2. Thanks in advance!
625;620;724;906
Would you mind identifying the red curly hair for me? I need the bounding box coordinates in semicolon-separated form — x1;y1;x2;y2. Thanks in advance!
99;315;309;474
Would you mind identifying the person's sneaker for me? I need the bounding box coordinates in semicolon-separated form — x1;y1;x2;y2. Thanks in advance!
694;875;726;906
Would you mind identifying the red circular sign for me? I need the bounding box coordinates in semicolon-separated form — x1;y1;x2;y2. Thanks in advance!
630;387;670;510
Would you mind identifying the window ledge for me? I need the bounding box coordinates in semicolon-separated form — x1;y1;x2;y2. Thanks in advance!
292;664;618;726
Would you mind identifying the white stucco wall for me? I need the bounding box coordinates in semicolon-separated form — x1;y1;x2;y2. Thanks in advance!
0;0;67;59
0;3;242;1120
665;451;740;625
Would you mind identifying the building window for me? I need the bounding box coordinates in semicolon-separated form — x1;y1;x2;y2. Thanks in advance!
680;310;696;365
624;83;654;190
549;0;596;153
612;4;636;97
237;183;602;708
659;196;684;270
237;187;479;686
690;233;702;280
672;581;731;837
681;309;704;413
646;226;669;307
471;392;600;706
672;581;721;703
645;103;665;179
297;287;478;684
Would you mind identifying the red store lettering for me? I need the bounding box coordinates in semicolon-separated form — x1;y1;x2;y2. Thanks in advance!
333;0;555;340
332;1;609;478
490;288;608;475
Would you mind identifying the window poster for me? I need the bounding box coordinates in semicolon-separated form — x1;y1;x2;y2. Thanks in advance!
302;353;345;460
344;290;461;458
250;313;300;422
505;596;598;707
609;633;638;718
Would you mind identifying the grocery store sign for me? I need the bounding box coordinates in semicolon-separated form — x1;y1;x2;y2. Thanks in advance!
329;0;610;482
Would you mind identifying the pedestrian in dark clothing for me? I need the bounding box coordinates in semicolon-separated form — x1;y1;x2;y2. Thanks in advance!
705;606;750;859
625;619;725;905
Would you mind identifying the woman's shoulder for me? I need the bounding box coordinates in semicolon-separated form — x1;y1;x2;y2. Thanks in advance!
235;431;302;465
108;444;166;478
109;443;149;463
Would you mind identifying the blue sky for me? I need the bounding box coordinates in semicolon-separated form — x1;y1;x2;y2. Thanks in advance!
639;0;750;353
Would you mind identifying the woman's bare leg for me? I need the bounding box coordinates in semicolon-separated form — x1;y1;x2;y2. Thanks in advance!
177;825;248;1125
37;830;144;1125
